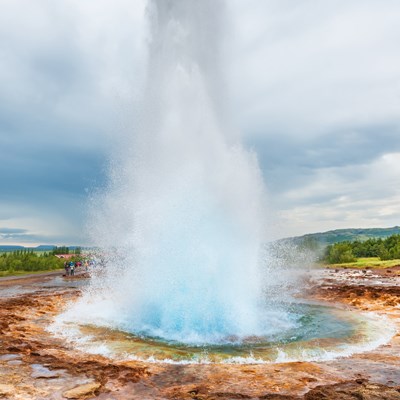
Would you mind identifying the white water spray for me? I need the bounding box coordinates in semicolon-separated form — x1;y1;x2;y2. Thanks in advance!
62;0;300;345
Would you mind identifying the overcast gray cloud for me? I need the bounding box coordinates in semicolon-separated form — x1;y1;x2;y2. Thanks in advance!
0;0;146;244
0;0;399;244
228;0;400;238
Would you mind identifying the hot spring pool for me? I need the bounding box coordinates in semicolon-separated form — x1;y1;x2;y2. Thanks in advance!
52;301;395;364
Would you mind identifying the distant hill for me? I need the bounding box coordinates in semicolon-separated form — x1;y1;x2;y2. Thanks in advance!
0;245;25;252
0;244;86;252
286;226;400;246
0;245;56;252
1;227;399;252
35;245;56;251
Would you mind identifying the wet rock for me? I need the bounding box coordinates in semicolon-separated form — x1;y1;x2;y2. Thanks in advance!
0;353;20;361
0;384;14;397
8;360;23;366
31;363;61;379
62;382;101;399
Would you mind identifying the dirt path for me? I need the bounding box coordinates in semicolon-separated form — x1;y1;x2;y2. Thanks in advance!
0;270;63;283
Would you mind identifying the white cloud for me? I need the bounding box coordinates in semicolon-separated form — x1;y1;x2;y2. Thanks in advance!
277;152;400;237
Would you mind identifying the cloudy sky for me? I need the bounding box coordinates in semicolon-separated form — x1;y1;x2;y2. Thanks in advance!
1;0;399;245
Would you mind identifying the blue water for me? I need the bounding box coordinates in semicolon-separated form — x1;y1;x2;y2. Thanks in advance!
70;302;373;363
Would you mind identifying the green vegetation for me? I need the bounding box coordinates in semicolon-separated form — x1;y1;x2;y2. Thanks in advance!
51;246;81;255
323;234;400;264
0;250;65;276
324;257;400;269
324;242;356;264
290;226;400;246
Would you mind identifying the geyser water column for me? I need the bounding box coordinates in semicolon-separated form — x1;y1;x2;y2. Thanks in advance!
63;0;296;345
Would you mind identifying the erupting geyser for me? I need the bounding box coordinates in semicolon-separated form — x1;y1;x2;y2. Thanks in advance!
50;0;398;365
60;0;302;347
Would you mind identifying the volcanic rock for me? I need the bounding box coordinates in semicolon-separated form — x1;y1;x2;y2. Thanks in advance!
31;363;62;379
62;382;101;399
0;384;14;398
304;380;400;400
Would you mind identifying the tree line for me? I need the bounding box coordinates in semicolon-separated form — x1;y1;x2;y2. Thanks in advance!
51;246;81;255
0;251;65;273
324;234;400;264
0;246;82;273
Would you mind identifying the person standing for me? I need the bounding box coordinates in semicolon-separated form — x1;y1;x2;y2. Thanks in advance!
69;261;75;276
64;261;69;276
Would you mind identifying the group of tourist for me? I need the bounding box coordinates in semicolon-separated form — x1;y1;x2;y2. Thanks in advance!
63;260;89;276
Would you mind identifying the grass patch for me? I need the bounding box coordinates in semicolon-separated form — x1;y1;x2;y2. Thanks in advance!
323;257;400;269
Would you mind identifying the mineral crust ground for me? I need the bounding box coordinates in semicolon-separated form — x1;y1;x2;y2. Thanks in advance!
1;268;400;399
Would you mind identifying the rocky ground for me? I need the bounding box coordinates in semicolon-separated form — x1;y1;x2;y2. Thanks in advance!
0;269;400;399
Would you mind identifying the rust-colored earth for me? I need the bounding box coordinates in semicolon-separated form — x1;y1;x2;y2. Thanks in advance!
1;268;400;399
